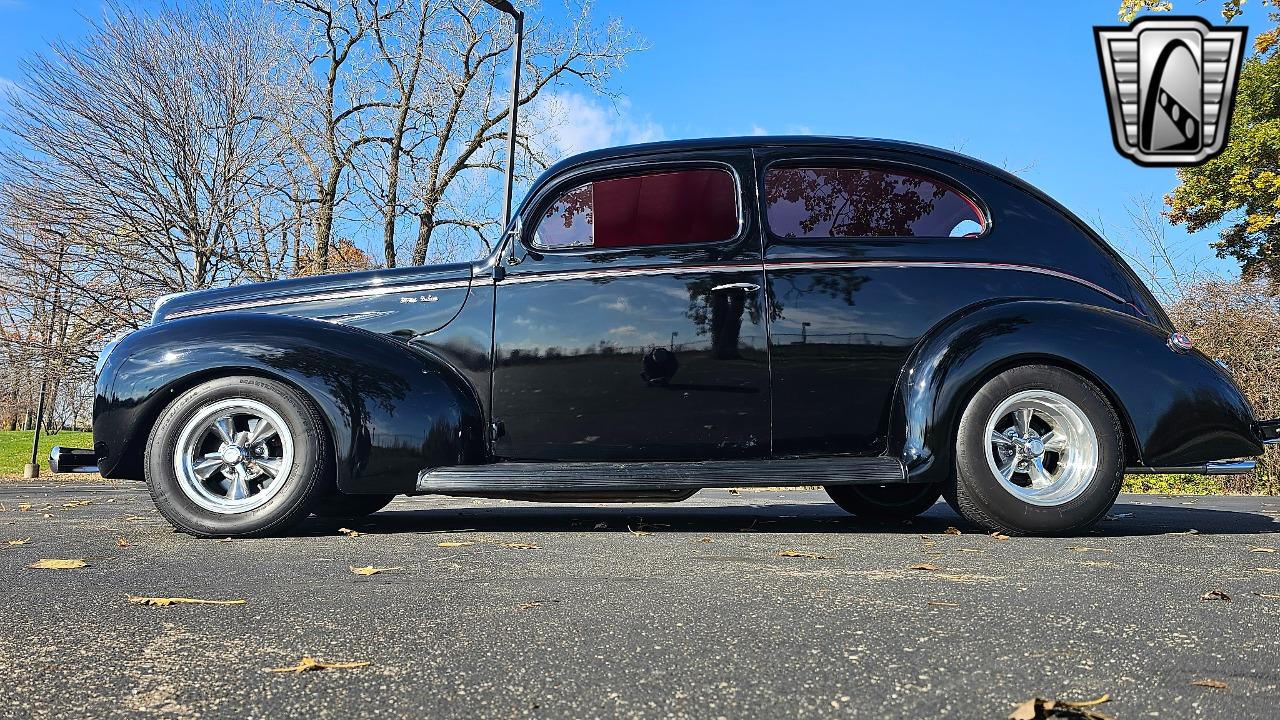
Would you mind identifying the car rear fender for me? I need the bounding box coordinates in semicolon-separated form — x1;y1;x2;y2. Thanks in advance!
887;299;1262;483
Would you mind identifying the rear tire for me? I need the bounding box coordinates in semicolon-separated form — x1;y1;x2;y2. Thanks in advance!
144;376;330;538
312;493;396;518
826;482;945;521
952;365;1124;536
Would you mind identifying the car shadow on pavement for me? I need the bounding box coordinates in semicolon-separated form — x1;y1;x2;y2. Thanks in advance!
296;499;1280;538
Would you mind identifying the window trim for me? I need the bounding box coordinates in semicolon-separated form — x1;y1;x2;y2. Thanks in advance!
523;160;747;255
759;156;992;243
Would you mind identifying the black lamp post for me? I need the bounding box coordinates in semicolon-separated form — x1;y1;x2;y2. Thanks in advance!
481;0;524;230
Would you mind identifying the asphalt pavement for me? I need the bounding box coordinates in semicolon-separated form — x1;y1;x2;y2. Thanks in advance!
2;482;1279;719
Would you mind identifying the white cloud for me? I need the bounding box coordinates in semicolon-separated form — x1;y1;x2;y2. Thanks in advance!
541;92;665;156
749;124;769;136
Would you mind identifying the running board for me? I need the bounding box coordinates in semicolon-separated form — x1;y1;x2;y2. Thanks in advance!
416;457;907;493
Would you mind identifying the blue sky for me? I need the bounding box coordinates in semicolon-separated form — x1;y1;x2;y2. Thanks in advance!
0;0;1267;280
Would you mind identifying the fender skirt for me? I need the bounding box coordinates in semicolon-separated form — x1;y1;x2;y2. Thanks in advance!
887;300;1262;483
94;313;486;493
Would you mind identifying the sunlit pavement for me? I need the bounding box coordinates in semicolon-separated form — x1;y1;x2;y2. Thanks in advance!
2;484;1278;719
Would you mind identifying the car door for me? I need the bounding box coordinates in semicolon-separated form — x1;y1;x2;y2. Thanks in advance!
757;150;990;457
491;151;770;461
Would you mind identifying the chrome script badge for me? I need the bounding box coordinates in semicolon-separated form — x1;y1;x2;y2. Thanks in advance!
1094;16;1246;166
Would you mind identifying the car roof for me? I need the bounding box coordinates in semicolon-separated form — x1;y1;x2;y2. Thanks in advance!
535;135;1018;185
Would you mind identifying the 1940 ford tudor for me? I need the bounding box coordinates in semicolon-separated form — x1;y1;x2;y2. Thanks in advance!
56;136;1280;537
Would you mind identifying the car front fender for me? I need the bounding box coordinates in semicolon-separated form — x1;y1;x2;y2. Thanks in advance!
887;300;1263;483
94;312;486;493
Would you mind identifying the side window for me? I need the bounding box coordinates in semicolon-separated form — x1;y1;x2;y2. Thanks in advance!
764;166;986;239
535;168;739;249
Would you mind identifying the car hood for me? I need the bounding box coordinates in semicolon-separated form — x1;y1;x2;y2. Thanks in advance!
151;263;475;325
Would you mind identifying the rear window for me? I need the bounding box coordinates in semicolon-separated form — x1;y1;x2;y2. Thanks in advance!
535;168;739;249
764;167;986;239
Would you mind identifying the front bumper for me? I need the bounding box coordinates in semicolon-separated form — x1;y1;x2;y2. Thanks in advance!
1258;419;1280;445
49;447;99;474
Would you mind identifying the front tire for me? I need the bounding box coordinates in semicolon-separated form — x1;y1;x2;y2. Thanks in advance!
826;483;945;521
144;376;330;538
952;365;1124;536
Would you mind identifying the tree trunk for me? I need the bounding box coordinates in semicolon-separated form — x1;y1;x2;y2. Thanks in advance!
412;210;433;266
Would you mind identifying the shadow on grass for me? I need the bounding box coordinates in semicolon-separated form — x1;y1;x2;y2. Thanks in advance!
295;496;1280;539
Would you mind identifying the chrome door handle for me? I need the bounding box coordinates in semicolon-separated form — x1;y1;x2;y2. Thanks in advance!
710;282;760;293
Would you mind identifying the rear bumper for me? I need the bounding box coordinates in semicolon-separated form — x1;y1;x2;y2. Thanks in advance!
49;447;99;474
1257;419;1280;445
1126;460;1256;475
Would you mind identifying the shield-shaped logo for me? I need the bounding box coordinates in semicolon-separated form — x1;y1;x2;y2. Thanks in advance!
1095;16;1246;166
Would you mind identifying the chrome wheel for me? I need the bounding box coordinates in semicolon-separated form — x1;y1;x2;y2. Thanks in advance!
983;389;1098;507
172;398;295;514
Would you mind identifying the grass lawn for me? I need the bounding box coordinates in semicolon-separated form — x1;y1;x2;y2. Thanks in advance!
0;430;93;475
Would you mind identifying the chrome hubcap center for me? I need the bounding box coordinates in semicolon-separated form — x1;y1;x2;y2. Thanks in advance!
221;445;246;465
1024;438;1045;457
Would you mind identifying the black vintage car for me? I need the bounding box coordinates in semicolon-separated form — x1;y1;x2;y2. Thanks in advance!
57;136;1280;537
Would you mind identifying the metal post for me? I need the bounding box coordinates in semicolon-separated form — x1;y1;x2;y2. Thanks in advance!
483;0;524;229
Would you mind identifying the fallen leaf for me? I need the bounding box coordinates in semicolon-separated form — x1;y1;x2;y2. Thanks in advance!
697;537;713;544
516;602;542;611
1009;694;1112;720
337;528;361;537
1201;590;1232;602
990;532;1011;541
1252;592;1280;599
908;563;940;572
128;596;246;607
6;538;31;546
1249;547;1277;553
1191;679;1228;689
436;541;475;548
957;548;983;553
17;503;31;511
776;549;831;559
927;600;959;607
264;656;370;673
116;538;130;548
1166;528;1200;536
944;526;962;535
349;565;400;576
61;500;92;508
1254;567;1280;574
1069;546;1113;553
626;526;652;536
28;558;87;570
501;542;539;550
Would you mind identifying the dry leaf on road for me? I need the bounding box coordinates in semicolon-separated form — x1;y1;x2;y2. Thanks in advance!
927;600;959;607
1166;529;1200;536
349;566;400;576
61;500;92;509
6;538;31;546
1252;592;1280;599
116;538;130;548
516;602;542;611
1201;590;1232;602
128;596;246;607
337;528;362;537
626;525;652;536
908;563;941;572
437;541;475;548
28;558;87;570
944;526;962;535
777;549;831;559
1069;547;1113;553
1254;567;1280;574
990;532;1011;541
501;542;539;550
264;656;370;673
1009;693;1111;720
1190;679;1228;689
1249;547;1277;553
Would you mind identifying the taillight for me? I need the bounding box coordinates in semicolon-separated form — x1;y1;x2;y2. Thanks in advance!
1167;332;1194;353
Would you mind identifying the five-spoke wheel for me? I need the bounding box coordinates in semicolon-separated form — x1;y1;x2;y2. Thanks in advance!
952;365;1124;535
